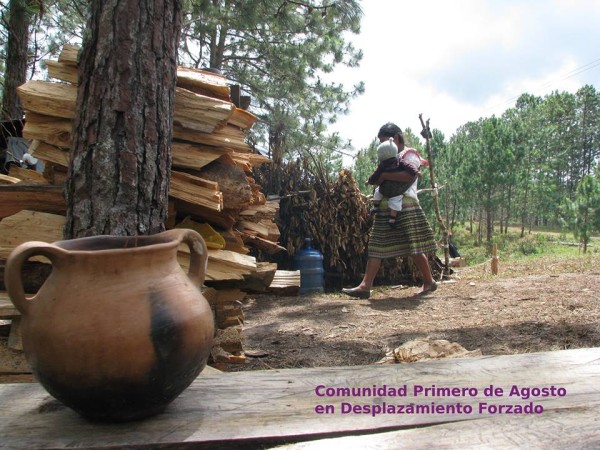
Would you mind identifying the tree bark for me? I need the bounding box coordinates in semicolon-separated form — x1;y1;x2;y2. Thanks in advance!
65;0;182;238
1;0;31;120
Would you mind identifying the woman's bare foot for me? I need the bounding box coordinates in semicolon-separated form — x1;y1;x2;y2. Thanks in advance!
342;286;371;299
417;281;438;296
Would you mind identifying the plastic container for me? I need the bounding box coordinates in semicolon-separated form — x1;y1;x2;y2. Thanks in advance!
293;238;324;294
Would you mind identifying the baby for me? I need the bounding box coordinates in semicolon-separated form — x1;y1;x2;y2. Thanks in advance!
367;138;419;228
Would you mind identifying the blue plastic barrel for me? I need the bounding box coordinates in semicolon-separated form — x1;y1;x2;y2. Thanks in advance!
293;238;324;294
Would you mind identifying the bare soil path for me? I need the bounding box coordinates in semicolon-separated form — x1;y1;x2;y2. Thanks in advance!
231;256;600;371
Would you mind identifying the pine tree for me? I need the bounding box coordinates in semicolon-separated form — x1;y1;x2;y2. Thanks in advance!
65;0;182;238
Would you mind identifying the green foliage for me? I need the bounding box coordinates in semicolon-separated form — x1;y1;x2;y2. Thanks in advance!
351;137;378;194
560;174;600;252
179;0;364;167
426;86;600;249
515;234;543;255
1;1;362;180
451;226;596;266
2;1;600;247
38;0;87;52
459;245;489;266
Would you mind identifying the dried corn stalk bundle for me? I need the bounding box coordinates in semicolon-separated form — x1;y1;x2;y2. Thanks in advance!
304;169;371;276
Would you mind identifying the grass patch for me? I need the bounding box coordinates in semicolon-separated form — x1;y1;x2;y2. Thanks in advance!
446;227;598;267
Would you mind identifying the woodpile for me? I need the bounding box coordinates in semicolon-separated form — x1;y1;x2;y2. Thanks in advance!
0;45;291;371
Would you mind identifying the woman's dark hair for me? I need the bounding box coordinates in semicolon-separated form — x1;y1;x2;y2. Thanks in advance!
377;122;405;145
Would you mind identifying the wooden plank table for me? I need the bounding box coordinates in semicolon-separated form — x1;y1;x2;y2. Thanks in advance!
0;347;598;449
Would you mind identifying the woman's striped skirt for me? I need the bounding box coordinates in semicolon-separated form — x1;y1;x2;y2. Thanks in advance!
368;196;437;259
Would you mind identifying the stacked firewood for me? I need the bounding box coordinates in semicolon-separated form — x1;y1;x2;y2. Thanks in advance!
0;44;290;369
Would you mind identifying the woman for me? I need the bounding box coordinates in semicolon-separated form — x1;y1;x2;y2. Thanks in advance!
342;122;438;298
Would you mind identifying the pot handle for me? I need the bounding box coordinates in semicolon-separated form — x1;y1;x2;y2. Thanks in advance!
174;229;208;288
4;241;65;316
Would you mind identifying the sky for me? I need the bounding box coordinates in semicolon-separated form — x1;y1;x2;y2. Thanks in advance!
329;0;600;164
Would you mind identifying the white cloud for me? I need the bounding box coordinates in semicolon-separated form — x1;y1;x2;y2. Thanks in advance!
328;0;600;166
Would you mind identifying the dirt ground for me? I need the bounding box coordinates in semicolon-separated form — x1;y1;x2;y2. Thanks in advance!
231;255;600;371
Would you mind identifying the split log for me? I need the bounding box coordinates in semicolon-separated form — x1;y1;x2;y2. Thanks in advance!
247;177;267;205
0;210;64;260
178;248;256;282
53;44;234;106
213;326;244;353
172;141;226;171
57;44;80;64
41;162;68;186
236;200;283;253
7;166;47;184
237;220;280;242
23;113;256;179
45;60;78;84
238;261;278;292
210;346;246;366
17;80;76;119
230;152;272;173
206;288;245;309
219;228;249;254
0;211;259;286
18;81;235;135
29;139;69;167
239;200;280;220
21;112;72;148
205;249;257;273
267;270;301;295
216;317;244;330
173;87;234;133
201;286;217;308
176;66;231;102
198;161;252;210
169;170;223;212
215;306;244;330
29;137;233;174
46;57;234;109
166;200;177;230
0;175;21;185
202;288;245;330
0;184;65;219
13;44;278;371
173;123;252;153
228;108;257;130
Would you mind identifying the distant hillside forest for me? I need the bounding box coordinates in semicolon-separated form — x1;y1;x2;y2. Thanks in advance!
351;88;600;245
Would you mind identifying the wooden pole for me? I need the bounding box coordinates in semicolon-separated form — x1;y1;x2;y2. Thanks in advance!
491;243;499;275
418;114;450;276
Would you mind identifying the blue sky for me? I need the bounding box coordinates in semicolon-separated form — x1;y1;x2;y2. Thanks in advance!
329;0;600;164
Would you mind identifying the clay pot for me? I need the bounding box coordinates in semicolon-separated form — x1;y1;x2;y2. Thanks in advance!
5;229;215;422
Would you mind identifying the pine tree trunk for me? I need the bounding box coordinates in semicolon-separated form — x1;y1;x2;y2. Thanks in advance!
1;0;30;120
65;0;182;238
